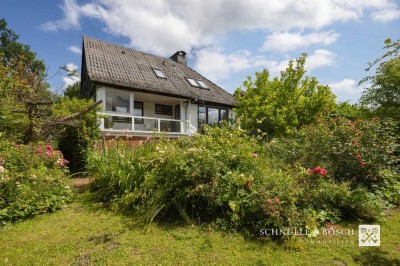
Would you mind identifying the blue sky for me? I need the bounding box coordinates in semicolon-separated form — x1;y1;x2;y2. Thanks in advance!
1;0;399;103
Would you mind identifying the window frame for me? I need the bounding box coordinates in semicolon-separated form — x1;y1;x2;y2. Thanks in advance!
152;68;167;79
185;77;200;87
134;101;144;124
198;105;229;127
196;80;209;89
110;95;130;113
155;103;173;115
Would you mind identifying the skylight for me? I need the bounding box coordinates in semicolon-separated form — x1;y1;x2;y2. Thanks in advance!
153;68;166;79
186;77;200;87
197;80;208;89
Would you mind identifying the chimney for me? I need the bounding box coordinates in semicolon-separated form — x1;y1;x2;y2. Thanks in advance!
169;51;187;65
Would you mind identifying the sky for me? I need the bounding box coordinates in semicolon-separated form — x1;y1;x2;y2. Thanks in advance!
1;0;399;103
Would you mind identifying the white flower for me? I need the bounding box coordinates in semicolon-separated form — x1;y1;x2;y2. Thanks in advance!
0;166;4;173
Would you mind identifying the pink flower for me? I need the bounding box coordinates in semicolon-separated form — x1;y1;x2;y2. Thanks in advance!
360;161;366;166
46;151;52;156
266;199;272;204
356;154;362;159
0;166;4;173
46;145;53;151
252;153;258;159
307;168;314;174
354;141;359;146
274;197;280;203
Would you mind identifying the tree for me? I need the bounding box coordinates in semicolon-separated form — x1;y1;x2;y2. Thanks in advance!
58;82;101;173
234;54;336;138
360;39;400;121
0;18;45;74
0;56;101;144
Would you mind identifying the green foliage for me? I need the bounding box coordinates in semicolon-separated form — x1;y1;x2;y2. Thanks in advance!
87;125;389;236
57;84;101;173
63;81;82;99
234;54;336;138
266;117;400;205
0;20;99;144
0;57;51;142
360;39;400;121
333;102;371;120
0;18;45;74
0;141;72;225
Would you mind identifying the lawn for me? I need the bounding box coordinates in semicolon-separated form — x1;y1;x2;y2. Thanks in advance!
1;186;400;266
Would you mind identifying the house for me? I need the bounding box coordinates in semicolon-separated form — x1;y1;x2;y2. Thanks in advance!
80;36;235;143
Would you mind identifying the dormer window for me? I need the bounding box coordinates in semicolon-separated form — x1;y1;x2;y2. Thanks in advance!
186;77;200;87
153;68;166;79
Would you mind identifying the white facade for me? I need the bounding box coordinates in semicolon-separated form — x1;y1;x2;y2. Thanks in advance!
96;86;234;136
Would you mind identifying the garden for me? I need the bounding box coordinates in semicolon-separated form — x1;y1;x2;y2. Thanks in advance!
1;19;400;265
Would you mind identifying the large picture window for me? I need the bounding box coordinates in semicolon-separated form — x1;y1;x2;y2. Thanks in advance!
198;106;229;127
106;91;130;113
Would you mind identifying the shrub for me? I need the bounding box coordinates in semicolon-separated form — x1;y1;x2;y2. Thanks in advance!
87;125;386;236
56;97;101;174
266;117;400;205
0;141;72;225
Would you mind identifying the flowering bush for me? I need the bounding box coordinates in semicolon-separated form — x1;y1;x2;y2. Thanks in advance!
87;125;388;236
266;117;399;205
308;167;327;176
0;141;72;225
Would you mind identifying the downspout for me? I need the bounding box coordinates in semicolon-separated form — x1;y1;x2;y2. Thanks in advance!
188;99;191;135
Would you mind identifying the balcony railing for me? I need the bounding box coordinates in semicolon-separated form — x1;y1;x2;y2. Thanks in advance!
99;112;190;135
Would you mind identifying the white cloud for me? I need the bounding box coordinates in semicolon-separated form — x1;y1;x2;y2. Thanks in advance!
194;48;335;82
68;45;82;55
329;78;364;102
41;0;400;55
41;0;80;31
261;31;339;52
262;49;336;76
65;63;78;72
194;48;256;82
306;49;336;71
329;78;359;94
62;63;80;88
371;8;400;21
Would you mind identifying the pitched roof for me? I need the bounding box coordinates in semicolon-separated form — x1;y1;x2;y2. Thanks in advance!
82;36;235;106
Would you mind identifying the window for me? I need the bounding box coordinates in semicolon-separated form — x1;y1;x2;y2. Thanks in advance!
207;108;219;124
105;90;131;113
220;109;228;121
153;68;166;79
106;91;130;113
155;104;173;115
175;104;180;119
186;77;200;87
198;106;229;127
199;106;206;126
134;101;143;124
197;80;208;89
185;77;209;89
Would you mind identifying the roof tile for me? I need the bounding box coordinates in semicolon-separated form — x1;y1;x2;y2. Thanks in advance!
83;36;235;106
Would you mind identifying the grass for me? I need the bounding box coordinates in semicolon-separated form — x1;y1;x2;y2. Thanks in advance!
1;188;400;265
